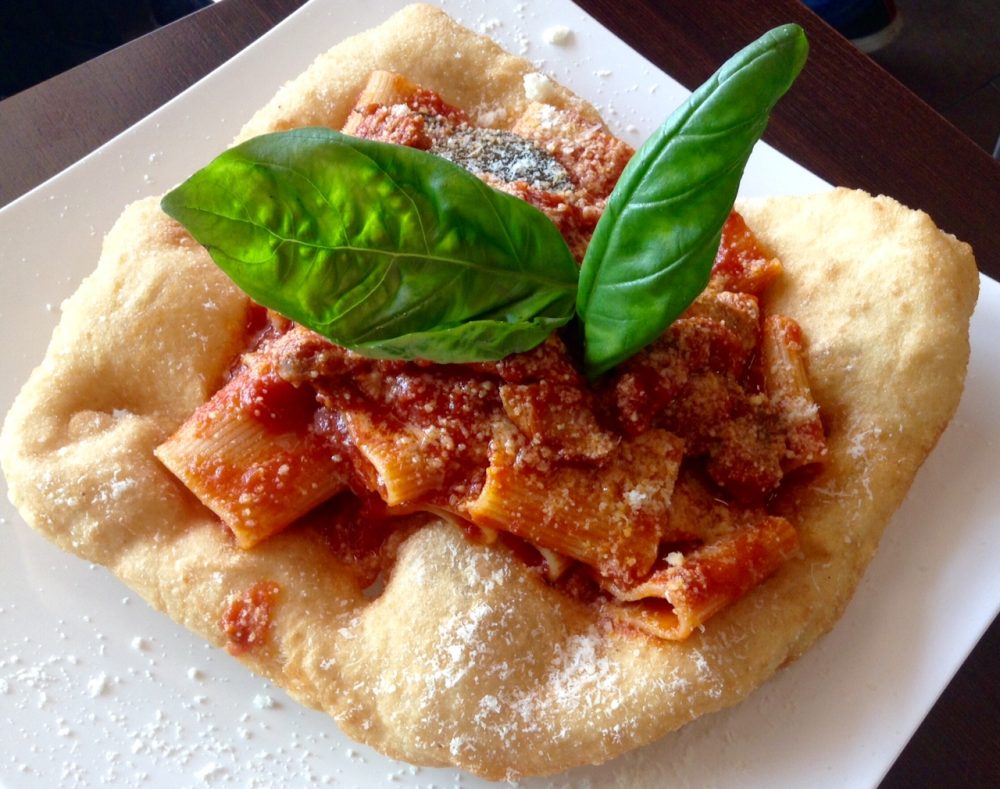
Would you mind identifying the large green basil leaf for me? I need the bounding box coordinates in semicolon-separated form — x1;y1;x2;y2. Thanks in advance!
161;127;578;362
577;24;809;377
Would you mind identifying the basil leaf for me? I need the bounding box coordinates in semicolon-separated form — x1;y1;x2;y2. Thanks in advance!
161;127;578;362
577;24;809;377
352;316;570;360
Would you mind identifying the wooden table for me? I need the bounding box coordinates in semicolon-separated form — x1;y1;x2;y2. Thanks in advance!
1;0;997;784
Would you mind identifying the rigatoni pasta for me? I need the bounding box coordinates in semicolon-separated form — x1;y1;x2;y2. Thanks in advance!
469;427;684;582
155;344;348;548
153;59;828;637
606;515;800;639
0;5;978;781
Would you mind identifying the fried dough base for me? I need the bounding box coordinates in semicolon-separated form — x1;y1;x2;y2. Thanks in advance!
0;4;979;780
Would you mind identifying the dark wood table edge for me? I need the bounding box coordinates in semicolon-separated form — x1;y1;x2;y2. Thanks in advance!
572;5;1000;783
0;0;996;786
0;0;310;208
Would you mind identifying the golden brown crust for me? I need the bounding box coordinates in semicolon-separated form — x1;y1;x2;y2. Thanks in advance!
0;5;980;780
237;4;603;142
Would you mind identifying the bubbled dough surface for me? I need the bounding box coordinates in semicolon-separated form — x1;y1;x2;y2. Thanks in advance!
236;3;601;142
0;5;980;781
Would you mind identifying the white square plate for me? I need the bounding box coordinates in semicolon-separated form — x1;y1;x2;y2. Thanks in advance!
2;1;997;786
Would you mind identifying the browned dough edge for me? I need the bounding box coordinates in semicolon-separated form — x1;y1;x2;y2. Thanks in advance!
0;5;980;780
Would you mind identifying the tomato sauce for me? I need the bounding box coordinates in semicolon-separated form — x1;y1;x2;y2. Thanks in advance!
188;76;829;640
222;580;282;655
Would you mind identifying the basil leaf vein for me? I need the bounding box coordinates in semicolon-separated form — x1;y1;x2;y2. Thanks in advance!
161;127;579;363
162;26;807;373
577;24;809;377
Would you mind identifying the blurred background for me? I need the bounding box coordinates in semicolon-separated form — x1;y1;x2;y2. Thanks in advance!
1;0;997;156
862;0;999;156
0;1;212;98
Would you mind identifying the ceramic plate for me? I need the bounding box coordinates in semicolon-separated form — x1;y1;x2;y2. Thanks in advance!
1;1;997;786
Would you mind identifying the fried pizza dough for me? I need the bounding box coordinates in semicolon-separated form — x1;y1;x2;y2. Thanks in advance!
0;4;979;780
